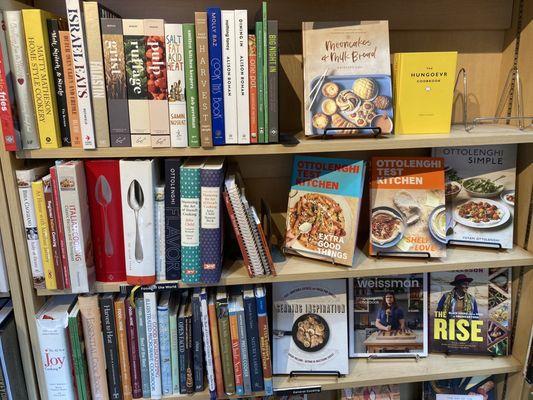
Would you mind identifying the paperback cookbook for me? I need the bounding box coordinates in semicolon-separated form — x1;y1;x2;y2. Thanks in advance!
302;20;393;136
340;385;401;400
433;145;517;249
369;157;446;257
348;274;428;358
272;280;349;375
430;269;512;356
285;155;365;266
423;376;496;400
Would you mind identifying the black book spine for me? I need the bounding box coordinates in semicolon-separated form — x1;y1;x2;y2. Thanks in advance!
178;311;187;394
47;18;71;146
192;292;204;392
185;311;194;394
99;295;123;399
164;158;181;280
266;20;278;143
244;292;264;392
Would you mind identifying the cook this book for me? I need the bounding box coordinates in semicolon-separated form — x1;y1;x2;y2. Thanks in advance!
369;157;446;257
285;155;365;266
432;145;517;249
348;274;428;358
272;279;348;375
430;268;512;356
302;21;393;136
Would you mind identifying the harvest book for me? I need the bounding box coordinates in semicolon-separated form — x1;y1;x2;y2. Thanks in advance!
302;21;393;136
284;155;365;266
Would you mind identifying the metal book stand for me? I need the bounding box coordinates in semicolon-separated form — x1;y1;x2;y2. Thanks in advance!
367;353;421;361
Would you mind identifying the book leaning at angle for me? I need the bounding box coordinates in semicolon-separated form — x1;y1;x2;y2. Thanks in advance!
394;52;457;134
284;155;365;266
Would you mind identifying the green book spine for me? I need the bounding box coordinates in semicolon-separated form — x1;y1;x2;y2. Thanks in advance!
256;22;265;143
68;315;87;400
217;299;235;394
170;305;180;394
183;24;200;147
262;2;269;142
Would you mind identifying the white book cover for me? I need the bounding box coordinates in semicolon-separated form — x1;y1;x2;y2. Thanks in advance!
0;235;10;293
144;291;162;399
165;23;188;147
57;161;95;293
120;159;157;284
3;11;39;149
65;0;96;149
221;10;238;144
155;185;165;282
199;288;215;395
36;295;77;400
234;10;250;144
16;166;48;289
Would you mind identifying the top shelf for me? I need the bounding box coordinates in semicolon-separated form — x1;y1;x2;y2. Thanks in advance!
16;125;533;159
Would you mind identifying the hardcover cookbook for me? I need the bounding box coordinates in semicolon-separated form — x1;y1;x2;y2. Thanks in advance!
302;21;393;136
369;157;446;257
340;385;401;400
348;274;428;358
432;145;517;249
423;376;496;400
285;155;365;266
430;269;512;356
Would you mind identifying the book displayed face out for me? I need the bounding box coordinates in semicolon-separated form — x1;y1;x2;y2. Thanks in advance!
423;376;496;400
348;274;428;358
340;385;401;400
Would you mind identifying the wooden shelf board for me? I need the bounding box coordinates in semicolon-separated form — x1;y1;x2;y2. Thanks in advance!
37;245;533;295
17;125;533;159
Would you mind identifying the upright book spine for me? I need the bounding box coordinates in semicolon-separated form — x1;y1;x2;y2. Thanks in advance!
217;292;235;395
267;20;278;143
158;299;172;395
50;166;70;287
243;288;264;392
255;22;265;143
177;301;187;394
83;2;110;148
229;299;244;395
180;164;201;284
194;13;212;148
248;34;258;143
165;23;188;148
99;294;122;399
47;19;70;148
101;18;131;146
221;10;237;145
169;296;180;394
135;297;151;398
184;305;193;394
208;293;224;398
207;8;225;145
3;11;39;149
255;285;273;395
164;159;181;280
200;289;216;397
192;291;204;392
115;296;133;400
67;305;89;400
182;24;200;148
125;298;142;399
261;3;269;142
236;296;252;394
65;0;96;149
155;185;166;282
144;291;162;399
123;19;150;146
235;10;250;144
145;19;170;148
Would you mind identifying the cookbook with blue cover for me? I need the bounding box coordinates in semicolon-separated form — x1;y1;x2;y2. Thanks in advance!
284;155;365;266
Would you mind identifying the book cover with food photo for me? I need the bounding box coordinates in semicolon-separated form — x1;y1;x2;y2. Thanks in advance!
423;376;496;400
302;21;393;136
433;145;517;249
272;279;348;374
348;274;427;358
285;155;365;266
369;157;445;257
429;268;512;356
340;385;401;400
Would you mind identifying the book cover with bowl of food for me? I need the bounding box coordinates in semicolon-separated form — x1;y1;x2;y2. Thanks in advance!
369;157;446;257
302;21;393;136
285;155;365;266
433;145;517;249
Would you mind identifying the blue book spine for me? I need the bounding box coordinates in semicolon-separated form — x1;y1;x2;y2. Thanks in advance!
207;7;225;145
158;305;172;395
229;300;244;396
135;298;151;398
237;304;252;395
255;286;273;395
243;289;263;392
192;291;205;392
164;159;181;280
177;312;187;394
180;164;202;283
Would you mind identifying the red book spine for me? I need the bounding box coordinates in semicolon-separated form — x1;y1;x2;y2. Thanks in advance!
50;166;71;288
85;160;126;282
43;175;65;289
125;298;142;398
0;42;18;151
248;34;258;144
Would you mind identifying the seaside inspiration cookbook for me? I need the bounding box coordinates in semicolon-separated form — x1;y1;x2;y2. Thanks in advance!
302;21;393;136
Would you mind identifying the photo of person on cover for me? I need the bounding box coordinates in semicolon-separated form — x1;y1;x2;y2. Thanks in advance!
375;292;406;331
436;274;479;317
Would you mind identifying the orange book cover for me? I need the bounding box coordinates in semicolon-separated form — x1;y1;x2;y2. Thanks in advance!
208;293;225;398
114;294;133;400
369;157;445;257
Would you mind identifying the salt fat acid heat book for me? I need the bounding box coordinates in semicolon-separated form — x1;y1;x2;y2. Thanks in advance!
284;156;365;266
302;21;393;136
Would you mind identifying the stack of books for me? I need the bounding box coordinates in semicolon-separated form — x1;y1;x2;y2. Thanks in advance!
35;285;273;399
0;1;278;151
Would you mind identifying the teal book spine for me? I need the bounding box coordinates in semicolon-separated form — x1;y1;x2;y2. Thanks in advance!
255;22;265;143
183;24;200;147
135;297;151;398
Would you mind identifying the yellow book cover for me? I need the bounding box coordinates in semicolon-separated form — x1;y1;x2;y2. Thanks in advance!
394;52;457;134
32;180;57;290
22;9;62;148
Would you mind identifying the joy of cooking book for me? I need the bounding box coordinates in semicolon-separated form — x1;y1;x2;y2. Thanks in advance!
432;145;517;249
302;21;393;136
369;157;445;257
284;155;365;266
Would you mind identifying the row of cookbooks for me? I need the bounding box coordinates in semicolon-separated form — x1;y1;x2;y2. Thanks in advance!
0;1;278;151
285;145;517;264
36;285;273;400
16;157;275;291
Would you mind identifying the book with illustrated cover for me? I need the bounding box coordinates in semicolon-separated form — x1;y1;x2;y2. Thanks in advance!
340;385;401;400
432;145;517;249
285;155;365;266
369;157;445;257
348;274;428;358
302;21;393;136
272;280;348;375
430;269;512;356
423;376;496;400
